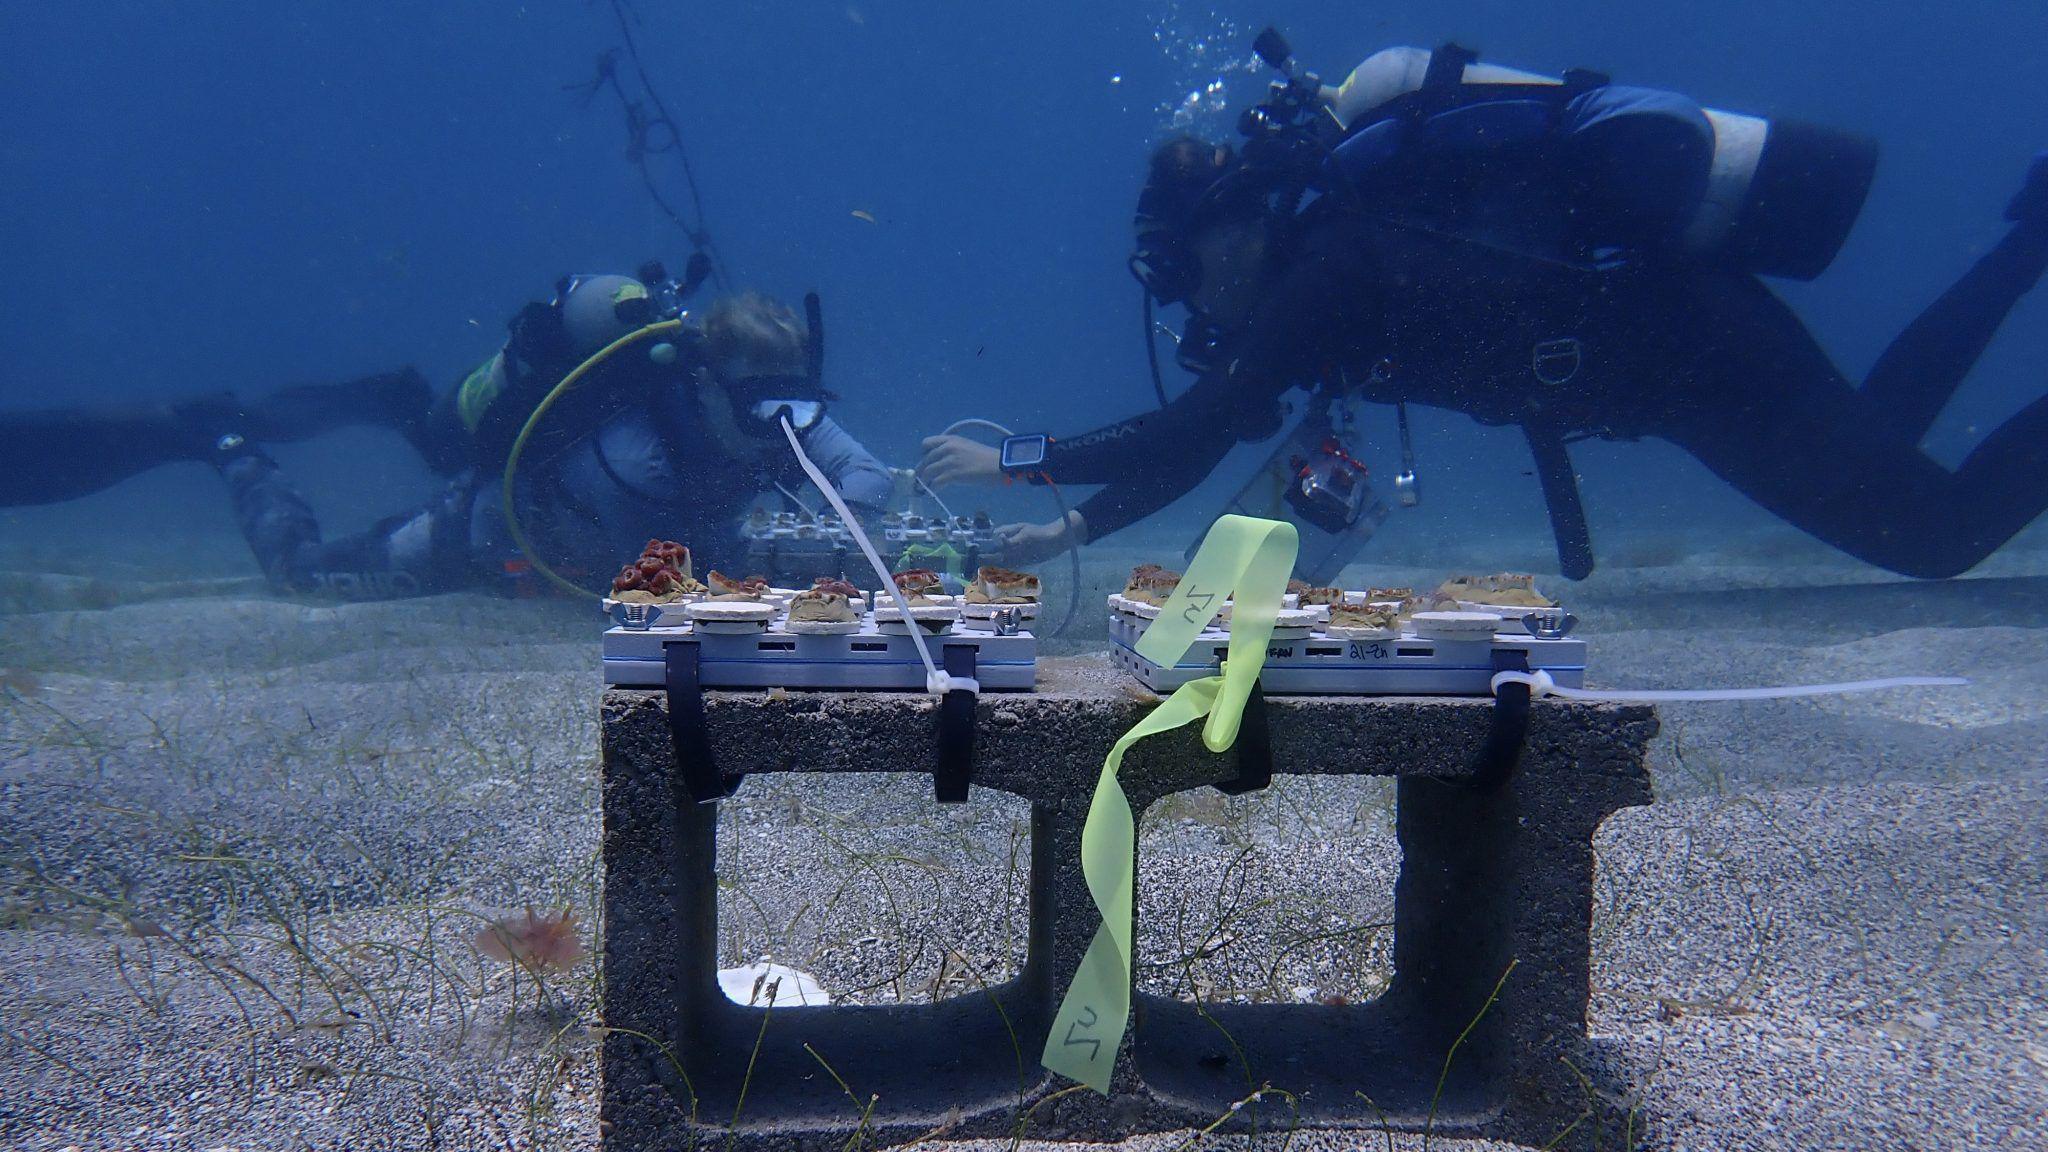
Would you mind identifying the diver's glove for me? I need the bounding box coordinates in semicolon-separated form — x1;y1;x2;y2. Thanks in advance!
2007;151;2048;225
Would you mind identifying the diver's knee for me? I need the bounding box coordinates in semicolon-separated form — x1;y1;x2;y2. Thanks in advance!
1896;554;1976;580
1867;536;1981;580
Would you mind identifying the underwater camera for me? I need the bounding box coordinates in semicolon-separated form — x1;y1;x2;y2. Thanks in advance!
1286;437;1374;534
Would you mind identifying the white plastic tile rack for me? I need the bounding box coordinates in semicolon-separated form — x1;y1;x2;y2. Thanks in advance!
602;622;1037;691
1108;608;1585;695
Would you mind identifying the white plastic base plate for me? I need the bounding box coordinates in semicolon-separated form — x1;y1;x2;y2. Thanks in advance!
603;623;1037;691
1107;612;1585;696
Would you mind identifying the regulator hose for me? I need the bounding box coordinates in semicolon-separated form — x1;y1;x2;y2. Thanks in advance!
1142;289;1169;408
501;318;685;599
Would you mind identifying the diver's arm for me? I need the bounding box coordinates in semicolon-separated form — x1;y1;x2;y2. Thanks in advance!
1040;368;1247;484
796;417;894;510
1067;410;1245;540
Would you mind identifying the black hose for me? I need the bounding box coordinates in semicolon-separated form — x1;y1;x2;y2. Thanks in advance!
1523;423;1595;580
1142;289;1169;408
1043;478;1084;639
804;291;825;391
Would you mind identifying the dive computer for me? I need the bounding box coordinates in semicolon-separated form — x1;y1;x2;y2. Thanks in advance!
999;434;1051;477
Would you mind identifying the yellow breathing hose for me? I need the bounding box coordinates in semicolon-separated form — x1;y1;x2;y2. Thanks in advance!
500;318;685;599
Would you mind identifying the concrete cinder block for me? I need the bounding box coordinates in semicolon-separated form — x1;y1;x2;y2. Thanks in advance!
600;654;1656;1151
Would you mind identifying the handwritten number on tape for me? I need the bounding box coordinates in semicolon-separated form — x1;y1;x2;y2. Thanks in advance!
1062;1005;1102;1062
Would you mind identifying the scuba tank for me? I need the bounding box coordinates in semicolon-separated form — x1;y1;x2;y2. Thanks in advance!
1318;45;1879;281
436;267;702;475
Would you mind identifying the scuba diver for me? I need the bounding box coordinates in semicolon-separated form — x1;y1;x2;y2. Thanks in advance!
0;266;892;598
919;34;2048;580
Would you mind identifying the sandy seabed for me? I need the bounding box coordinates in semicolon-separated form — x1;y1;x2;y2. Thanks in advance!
2;524;2044;1152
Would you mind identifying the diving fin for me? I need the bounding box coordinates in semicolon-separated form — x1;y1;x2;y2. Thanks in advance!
242;368;432;442
0;394;243;507
0;369;436;510
2006;151;2048;225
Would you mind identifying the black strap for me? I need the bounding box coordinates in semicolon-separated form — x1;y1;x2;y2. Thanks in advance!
1351;44;1609;148
1423;42;1480;92
589;434;676;507
1523;423;1595;580
1560;68;1611;95
1469;648;1533;789
1213;681;1275;796
934;644;978;803
664;642;736;804
1425;43;1609;100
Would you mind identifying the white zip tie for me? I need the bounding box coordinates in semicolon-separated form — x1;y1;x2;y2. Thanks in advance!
931;673;980;695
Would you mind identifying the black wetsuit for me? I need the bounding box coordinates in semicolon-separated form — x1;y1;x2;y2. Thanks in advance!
1048;205;2048;578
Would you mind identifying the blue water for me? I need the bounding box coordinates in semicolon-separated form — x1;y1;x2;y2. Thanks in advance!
7;9;2048;1148
3;0;2047;561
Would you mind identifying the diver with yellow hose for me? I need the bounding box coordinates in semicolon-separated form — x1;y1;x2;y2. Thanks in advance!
68;269;892;600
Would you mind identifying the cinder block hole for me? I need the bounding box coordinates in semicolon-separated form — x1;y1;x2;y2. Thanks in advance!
1132;776;1513;1127
712;772;1032;1006
1135;775;1400;1006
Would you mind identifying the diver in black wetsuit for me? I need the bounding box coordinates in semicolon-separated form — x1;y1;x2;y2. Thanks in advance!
0;270;891;597
919;41;2048;580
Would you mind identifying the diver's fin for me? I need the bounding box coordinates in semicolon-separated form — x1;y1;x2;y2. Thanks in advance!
242;368;432;443
2007;151;2048;225
0;394;241;507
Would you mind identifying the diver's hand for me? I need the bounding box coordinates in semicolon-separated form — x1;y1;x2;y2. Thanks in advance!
996;512;1087;566
917;435;1002;488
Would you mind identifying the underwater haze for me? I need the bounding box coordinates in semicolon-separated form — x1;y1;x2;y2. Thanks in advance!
6;1;2048;551
3;3;2047;1150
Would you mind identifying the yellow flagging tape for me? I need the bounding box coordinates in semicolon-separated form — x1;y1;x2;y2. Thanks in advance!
1042;514;1298;1092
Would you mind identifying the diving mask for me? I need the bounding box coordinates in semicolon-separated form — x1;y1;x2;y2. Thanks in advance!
751;399;824;434
722;372;826;437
